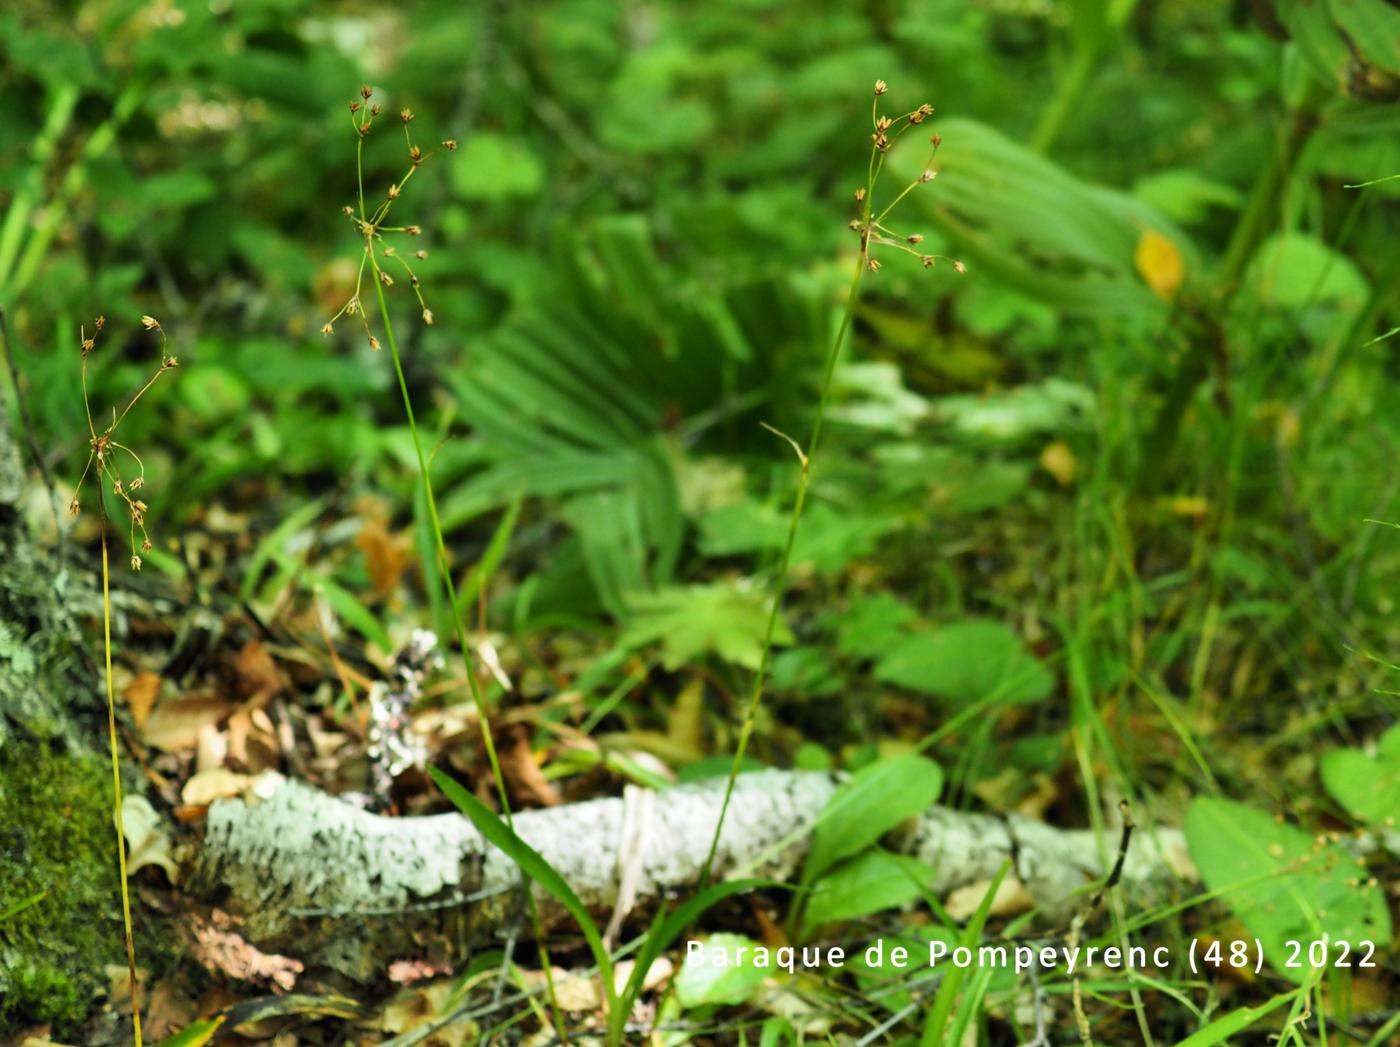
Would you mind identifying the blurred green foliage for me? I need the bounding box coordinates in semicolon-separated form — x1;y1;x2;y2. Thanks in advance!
2;0;1399;1032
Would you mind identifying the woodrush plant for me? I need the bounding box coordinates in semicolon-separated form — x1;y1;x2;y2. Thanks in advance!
700;80;963;884
70;313;180;1047
319;86;573;1037
319;85;512;814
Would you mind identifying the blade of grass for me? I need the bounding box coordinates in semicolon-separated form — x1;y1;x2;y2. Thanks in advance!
919;859;1009;1046
429;768;617;1018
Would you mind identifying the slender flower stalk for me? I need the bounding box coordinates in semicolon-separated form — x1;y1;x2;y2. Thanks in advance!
71;314;180;1047
324;87;568;1040
699;83;963;886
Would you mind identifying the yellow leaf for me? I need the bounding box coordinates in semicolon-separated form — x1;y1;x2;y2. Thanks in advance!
1039;440;1078;486
1135;229;1184;300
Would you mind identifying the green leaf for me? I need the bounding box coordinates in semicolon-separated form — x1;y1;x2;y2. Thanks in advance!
429;768;616;1007
1328;0;1400;75
1169;990;1299;1047
935;379;1095;442
621;879;769;1014
1319;724;1400;827
451;133;546;201
1132;168;1243;225
893;118;1189;316
921;861;1009;1047
673;933;771;1008
804;755;943;884
312;575;392;656
802;849;934;933
836;593;919;659
1244;233;1369;311
623;582;793;670
155;1018;225;1047
875;619;1054;706
1185;797;1392;984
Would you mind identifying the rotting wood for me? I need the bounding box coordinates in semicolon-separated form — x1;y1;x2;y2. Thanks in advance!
192;770;1195;982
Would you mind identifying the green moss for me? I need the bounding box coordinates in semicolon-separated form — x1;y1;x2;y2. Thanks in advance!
0;736;124;1033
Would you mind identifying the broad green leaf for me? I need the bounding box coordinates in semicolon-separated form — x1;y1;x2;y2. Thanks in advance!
452;133;545;201
893;118;1190;316
1244;233;1369;311
875;619;1054;706
623;582;793;670
837;593;919;659
1185;797;1392;984
804;755;942;884
802;849;934;932
934;379;1095;442
1133;168;1243;225
674;933;772;1008
1319;724;1400;827
1328;0;1400;75
621;879;769;1012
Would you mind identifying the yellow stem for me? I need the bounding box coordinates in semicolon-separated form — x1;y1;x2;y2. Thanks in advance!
102;526;143;1046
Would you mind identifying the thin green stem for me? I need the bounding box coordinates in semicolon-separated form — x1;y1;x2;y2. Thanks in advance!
367;256;570;1043
698;252;866;886
101;523;143;1047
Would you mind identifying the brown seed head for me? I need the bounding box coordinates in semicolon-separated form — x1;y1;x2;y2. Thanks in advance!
350;101;361;113
908;234;924;244
441;139;457;151
380;271;394;286
854;187;866;202
867;258;882;272
370;103;381;117
141;314;161;330
387;183;400;200
406;225;421;236
931;133;942;148
409;145;422;164
95;315;106;330
920;169;936;183
368;335;381;351
874;80;888;96
141;538;152;552
921;255;934;268
68;497;80;517
401;108;414;123
414;249;427;259
360;84;373;99
321;322;333;335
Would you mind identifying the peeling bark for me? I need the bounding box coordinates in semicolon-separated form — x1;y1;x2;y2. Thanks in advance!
193;771;1194;982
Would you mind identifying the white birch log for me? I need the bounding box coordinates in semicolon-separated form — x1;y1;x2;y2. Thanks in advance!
191;770;1194;982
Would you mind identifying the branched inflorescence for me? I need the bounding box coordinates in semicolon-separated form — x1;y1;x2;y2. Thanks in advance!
71;314;179;570
853;79;965;275
322;85;455;347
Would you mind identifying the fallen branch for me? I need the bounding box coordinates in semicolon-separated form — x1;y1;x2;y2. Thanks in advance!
191;770;1194;982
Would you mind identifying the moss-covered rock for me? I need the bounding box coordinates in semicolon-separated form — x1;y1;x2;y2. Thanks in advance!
0;735;125;1034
